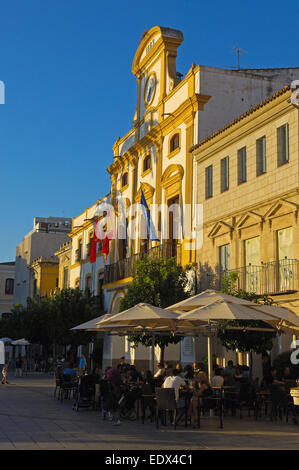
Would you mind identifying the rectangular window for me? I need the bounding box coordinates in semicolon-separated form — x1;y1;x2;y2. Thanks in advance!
219;244;230;272
238;147;247;184
5;278;14;295
221;156;229;192
277;124;289;166
205;165;213;199
63;267;69;289
256;136;267;175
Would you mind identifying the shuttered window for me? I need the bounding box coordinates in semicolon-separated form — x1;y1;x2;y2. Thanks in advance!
221;156;229;192
238;147;247;184
277;124;289;166
205;165;213;199
256;136;266;175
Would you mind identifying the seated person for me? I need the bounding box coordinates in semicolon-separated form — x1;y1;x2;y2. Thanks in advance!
164;362;173;377
268;367;285;386
63;363;77;379
223;372;236;388
117;356;130;373
129;365;142;383
224;360;235;378
211;368;224;387
162;369;188;423
154;362;165;379
162;368;188;401
187;375;210;427
281;366;294;382
184;365;194;383
144;370;156;392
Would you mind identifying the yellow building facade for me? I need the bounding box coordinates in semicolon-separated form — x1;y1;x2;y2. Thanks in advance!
193;86;299;363
29;257;59;299
63;27;299;369
55;241;71;291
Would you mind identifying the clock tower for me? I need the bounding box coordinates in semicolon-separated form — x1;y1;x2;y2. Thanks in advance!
132;26;184;137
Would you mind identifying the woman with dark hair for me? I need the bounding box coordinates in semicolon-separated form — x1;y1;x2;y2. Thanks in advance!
184;365;194;382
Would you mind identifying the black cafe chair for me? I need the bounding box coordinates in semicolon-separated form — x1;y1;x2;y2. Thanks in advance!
155;388;178;429
140;383;156;423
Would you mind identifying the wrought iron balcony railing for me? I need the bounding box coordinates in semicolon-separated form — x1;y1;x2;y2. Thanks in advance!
199;258;299;295
103;241;181;284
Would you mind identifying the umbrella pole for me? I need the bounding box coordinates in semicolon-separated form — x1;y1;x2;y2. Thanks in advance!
151;334;155;373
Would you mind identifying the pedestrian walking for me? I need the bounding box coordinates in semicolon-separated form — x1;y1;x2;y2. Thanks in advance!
2;362;9;384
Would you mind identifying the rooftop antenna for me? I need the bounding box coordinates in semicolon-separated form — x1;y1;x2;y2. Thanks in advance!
233;47;247;70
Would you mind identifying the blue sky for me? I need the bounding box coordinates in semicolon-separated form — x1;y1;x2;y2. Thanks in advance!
0;0;298;262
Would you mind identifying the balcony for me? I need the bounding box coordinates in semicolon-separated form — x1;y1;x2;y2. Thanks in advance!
199;259;299;296
103;241;181;285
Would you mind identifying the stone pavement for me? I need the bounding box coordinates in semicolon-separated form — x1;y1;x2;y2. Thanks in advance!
0;372;298;450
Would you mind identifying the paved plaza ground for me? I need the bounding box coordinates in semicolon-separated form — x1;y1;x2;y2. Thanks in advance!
0;372;298;451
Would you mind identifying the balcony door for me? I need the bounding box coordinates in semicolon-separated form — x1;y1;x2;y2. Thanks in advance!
278;227;293;291
167;195;180;258
245;237;260;293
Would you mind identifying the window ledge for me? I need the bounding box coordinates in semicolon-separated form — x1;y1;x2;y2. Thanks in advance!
277;160;289;167
141;168;151;178
120;184;129;192
167;147;181;159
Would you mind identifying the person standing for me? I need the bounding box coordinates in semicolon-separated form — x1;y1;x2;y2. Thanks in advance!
79;354;87;376
15;355;23;377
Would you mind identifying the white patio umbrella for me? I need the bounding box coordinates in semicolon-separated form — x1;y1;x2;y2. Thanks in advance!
96;303;180;328
168;290;299;382
96;303;181;371
71;314;113;331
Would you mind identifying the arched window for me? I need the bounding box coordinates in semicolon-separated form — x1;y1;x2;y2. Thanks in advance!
121;172;128;188
5;278;14;295
170;133;180;153
143;155;151;173
74;278;80;289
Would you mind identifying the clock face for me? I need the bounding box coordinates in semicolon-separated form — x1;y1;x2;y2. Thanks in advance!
144;75;156;106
